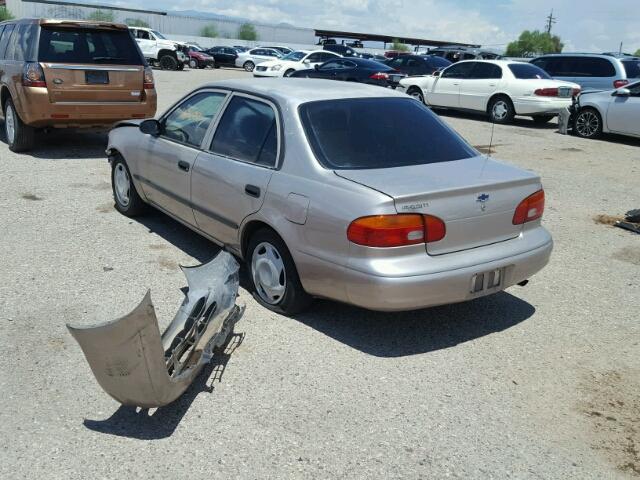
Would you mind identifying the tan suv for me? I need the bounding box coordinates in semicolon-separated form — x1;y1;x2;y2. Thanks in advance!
0;19;157;152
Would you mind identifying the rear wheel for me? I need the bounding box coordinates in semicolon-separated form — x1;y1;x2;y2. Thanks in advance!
573;108;602;139
407;86;425;104
246;229;311;315
111;155;148;217
243;61;255;72
3;98;35;152
532;114;555;124
488;96;515;124
160;54;178;70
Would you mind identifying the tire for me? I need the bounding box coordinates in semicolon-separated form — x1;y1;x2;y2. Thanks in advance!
189;58;198;69
243;61;255;72
3;98;35;152
111;155;148;217
246;228;312;315
159;54;178;71
532;114;555;124
488;96;515;124
573;108;602;139
407;86;425;104
284;69;295;77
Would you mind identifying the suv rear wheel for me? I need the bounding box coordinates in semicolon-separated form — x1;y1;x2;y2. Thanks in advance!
3;98;35;152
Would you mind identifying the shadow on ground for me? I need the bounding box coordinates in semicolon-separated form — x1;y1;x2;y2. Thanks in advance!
83;331;244;440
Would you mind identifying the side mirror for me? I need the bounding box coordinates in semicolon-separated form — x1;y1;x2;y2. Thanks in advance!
140;119;161;136
614;87;631;97
433;70;441;77
303;59;311;64
314;64;320;70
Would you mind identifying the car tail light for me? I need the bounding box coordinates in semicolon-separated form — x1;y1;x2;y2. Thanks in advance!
22;62;46;87
347;214;446;247
572;87;581;96
369;72;390;80
613;79;629;88
534;88;558;97
512;190;545;225
143;66;154;89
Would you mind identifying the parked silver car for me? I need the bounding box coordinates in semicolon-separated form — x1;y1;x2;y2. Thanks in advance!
235;47;282;72
573;80;640;139
107;79;553;314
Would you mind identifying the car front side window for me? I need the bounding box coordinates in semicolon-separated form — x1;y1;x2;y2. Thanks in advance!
162;92;228;148
441;62;475;79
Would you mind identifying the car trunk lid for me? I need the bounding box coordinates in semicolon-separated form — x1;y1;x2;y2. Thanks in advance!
335;156;542;255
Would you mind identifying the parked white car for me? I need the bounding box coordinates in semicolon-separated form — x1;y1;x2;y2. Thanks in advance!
572;80;640;139
398;60;581;124
235;48;283;72
253;50;341;77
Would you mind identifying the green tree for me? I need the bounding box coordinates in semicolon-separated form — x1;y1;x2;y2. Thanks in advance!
87;9;115;22
200;25;219;38
505;30;564;57
391;38;410;52
0;6;14;21
125;18;150;28
238;23;258;41
634;48;640;56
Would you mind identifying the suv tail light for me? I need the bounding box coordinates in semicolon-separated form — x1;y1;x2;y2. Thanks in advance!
613;79;629;88
22;62;46;88
347;214;446;247
143;66;154;89
370;72;390;80
512;190;545;225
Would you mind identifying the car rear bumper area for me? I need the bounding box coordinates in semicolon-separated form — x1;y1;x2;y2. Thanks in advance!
17;87;157;128
513;97;572;115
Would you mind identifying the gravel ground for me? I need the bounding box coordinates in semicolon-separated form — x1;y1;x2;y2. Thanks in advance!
1;67;638;479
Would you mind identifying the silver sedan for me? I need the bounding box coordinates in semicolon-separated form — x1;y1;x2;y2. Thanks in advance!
107;78;553;314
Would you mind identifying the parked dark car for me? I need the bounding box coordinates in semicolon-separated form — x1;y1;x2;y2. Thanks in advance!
290;58;405;88
360;52;388;62
385;55;452;76
205;46;238;67
427;46;500;63
323;44;359;57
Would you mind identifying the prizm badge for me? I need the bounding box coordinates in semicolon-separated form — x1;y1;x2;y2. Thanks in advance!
476;193;490;211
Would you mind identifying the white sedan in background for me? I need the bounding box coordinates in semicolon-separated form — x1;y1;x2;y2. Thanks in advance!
253;50;341;77
235;47;283;72
398;60;581;124
572;80;640;139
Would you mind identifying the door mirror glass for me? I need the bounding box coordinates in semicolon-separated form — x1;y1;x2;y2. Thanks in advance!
140;119;161;136
303;59;310;64
433;69;441;77
614;87;631;96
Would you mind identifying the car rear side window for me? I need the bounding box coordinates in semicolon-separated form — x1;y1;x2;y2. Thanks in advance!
300;98;476;170
471;62;502;79
210;96;278;167
38;27;144;65
11;23;37;61
0;24;15;59
570;58;616;77
622;60;640;79
508;63;551;79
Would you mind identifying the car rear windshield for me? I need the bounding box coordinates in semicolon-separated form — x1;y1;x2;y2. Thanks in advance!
299;98;476;170
38;27;144;65
622;60;640;78
508;63;551;79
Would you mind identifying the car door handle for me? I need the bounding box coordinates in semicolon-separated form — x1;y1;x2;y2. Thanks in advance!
178;160;190;172
245;184;261;198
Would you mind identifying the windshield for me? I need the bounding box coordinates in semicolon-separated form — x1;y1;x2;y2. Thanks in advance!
300;98;476;170
622;60;640;78
38;27;144;65
508;63;552;79
281;51;307;61
151;30;166;39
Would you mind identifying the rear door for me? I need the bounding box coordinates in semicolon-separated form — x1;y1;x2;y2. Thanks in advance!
458;62;502;111
427;62;475;107
38;25;146;104
191;94;279;245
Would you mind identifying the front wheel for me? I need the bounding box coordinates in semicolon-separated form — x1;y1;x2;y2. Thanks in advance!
247;229;312;315
407;87;425;104
3;98;35;152
243;61;255;72
488;96;515;124
111;155;148;217
159;54;178;70
573;108;602;139
189;58;198;69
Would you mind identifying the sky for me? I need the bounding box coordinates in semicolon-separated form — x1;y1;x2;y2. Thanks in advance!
122;0;639;53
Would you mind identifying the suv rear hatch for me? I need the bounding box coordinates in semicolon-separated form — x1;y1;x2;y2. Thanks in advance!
336;156;542;255
38;22;145;103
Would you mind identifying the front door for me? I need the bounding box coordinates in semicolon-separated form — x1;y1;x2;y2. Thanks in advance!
191;94;279;248
606;82;640;136
138;90;229;224
428;62;475;108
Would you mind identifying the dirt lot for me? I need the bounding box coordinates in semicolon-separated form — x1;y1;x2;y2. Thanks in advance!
1;68;638;479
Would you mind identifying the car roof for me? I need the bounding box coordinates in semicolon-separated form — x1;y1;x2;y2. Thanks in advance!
453;59;526;66
200;78;407;107
533;53;618;60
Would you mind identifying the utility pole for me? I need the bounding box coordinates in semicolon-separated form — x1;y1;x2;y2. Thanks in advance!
545;9;556;34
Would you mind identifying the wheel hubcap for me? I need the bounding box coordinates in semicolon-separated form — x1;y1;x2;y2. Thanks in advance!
251;242;286;305
492;101;508;120
5;104;16;144
576;111;599;137
114;164;131;207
